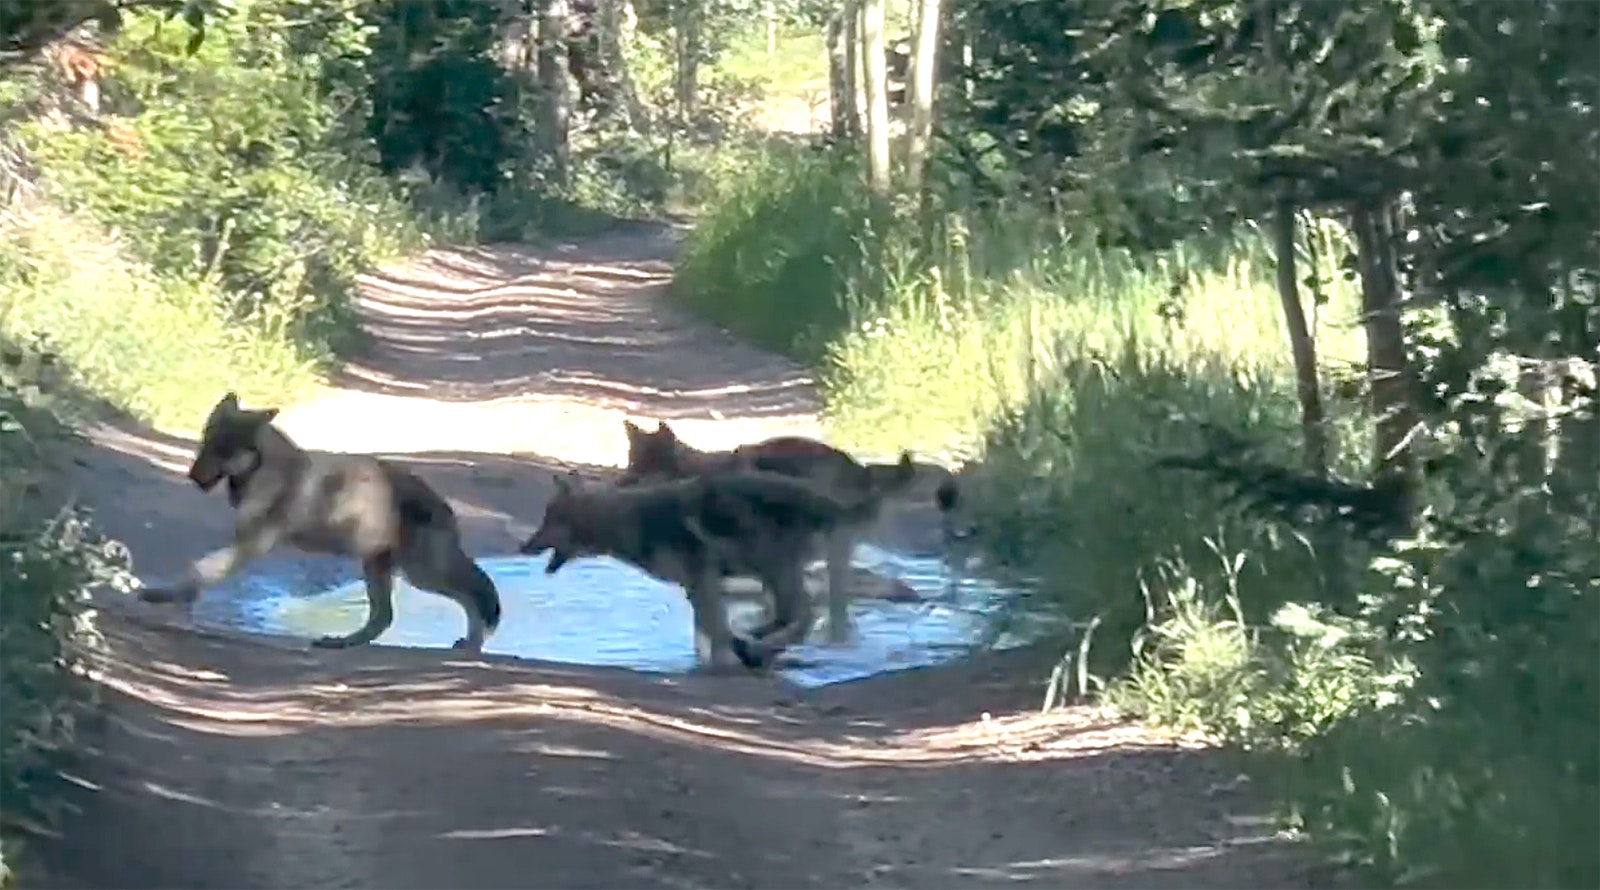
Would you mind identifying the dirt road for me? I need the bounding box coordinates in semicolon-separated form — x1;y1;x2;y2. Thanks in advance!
39;222;1320;889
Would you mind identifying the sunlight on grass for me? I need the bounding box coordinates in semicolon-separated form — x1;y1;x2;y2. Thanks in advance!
0;205;319;432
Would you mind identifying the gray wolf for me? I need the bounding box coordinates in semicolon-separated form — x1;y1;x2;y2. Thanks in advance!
517;467;904;670
138;392;502;652
618;419;956;643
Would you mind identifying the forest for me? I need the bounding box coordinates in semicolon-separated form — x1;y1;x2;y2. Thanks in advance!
1;0;1594;887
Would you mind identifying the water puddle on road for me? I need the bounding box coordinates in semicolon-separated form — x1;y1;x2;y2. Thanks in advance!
187;546;1060;688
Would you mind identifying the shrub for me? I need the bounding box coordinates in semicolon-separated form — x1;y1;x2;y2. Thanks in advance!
674;144;897;359
12;0;424;360
0;345;135;887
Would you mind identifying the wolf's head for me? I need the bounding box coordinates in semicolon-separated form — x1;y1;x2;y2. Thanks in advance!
188;392;280;493
519;472;602;574
619;419;689;486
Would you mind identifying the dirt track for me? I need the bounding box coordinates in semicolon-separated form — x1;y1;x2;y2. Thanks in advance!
38;221;1321;889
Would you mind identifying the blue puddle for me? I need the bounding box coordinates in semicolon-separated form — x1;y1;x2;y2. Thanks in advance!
187;545;1060;688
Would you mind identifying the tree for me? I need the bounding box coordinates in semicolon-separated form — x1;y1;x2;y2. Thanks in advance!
902;0;940;193
825;1;858;138
591;0;647;130
672;0;703;123
535;0;573;186
858;0;888;191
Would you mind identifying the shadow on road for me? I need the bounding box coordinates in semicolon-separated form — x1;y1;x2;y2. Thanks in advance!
36;619;1317;890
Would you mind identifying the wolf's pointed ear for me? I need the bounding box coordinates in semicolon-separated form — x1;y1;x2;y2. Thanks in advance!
623;419;644;440
219;391;241;411
656;420;677;441
552;473;571;495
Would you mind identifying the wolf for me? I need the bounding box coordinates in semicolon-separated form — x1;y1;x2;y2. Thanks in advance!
517;467;903;670
137;392;503;653
618;419;957;643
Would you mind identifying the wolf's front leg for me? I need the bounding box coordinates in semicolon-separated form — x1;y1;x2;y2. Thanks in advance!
685;570;744;672
821;530;856;645
313;554;396;650
139;529;276;605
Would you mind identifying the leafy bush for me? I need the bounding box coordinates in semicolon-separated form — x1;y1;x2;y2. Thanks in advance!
674;144;897;359
0;346;134;887
13;0;424;359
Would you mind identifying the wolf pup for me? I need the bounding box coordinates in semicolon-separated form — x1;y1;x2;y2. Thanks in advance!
138;392;502;653
518;469;898;671
618;419;944;643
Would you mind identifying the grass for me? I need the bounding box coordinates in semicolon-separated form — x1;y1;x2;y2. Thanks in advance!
718;27;829;101
0;203;319;433
678;142;1600;889
678;144;1372;662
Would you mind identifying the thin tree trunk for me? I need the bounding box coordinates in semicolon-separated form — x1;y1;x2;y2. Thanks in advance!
826;10;852;138
764;0;777;58
1273;201;1329;472
904;0;941;193
595;0;647;131
674;0;702;123
859;0;890;191
842;0;860;137
1351;201;1419;488
1259;0;1327;474
536;0;573;186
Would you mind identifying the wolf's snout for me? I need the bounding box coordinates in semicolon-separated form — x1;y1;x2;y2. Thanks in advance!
517;535;545;556
188;460;224;492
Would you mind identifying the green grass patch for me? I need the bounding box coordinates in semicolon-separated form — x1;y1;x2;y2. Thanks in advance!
717;27;829;103
0;205;317;432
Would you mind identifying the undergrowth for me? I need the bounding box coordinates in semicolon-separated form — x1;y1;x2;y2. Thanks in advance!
0;203;317;431
0;345;134;888
674;140;1600;889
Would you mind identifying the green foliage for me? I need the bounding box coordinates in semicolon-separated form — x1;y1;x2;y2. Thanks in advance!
0;343;132;887
359;0;524;197
674;143;896;358
685;0;1597;884
14;0;424;359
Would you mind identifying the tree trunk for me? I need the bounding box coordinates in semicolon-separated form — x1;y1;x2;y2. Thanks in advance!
1272;201;1329;473
825;9;850;137
536;0;573;186
764;0;777;58
1351;200;1419;488
859;0;890;191
595;0;647;131
674;0;702;124
842;0;860;137
903;0;941;193
1258;0;1327;474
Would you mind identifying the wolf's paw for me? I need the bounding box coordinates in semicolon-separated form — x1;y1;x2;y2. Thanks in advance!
729;635;774;671
821;619;857;647
450;637;484;653
311;634;355;650
138;584;197;605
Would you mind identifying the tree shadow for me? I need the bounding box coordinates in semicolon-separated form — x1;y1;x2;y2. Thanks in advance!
33;618;1332;890
332;224;818;423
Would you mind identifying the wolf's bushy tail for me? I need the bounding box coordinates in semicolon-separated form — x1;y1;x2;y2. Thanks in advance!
467;560;503;632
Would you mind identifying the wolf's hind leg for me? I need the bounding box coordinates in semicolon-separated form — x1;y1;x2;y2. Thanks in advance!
730;558;813;669
399;539;502;654
822;530;856;644
313;553;396;649
685;567;742;671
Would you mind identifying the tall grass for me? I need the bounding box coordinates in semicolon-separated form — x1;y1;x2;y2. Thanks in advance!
0;205;317;431
677;146;1371;671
